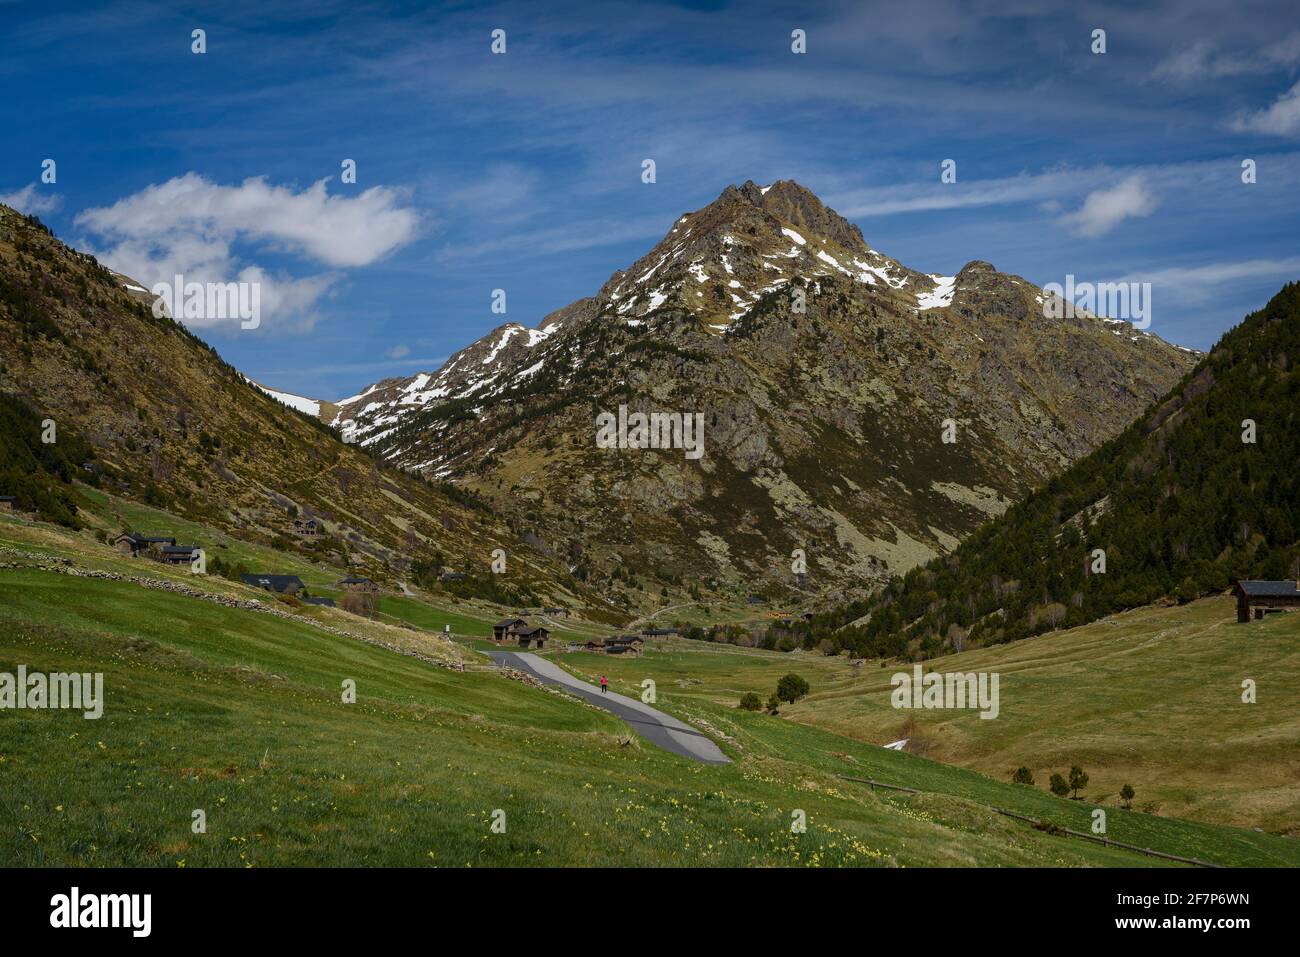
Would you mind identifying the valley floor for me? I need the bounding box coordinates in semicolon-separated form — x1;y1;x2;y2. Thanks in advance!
565;600;1300;835
1;508;1296;867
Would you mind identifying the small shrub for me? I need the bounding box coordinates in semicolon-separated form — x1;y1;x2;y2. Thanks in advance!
1049;773;1070;798
776;673;810;704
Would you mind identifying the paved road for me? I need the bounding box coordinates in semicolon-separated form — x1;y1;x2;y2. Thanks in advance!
490;651;731;765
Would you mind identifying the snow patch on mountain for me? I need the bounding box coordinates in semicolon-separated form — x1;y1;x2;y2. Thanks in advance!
917;275;956;310
244;376;321;416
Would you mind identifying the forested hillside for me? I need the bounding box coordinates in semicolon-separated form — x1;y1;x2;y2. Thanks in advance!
0;390;96;527
816;281;1300;660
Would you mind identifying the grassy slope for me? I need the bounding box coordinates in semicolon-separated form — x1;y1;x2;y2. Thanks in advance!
2;506;1295;866
572;599;1300;834
0;569;1164;868
793;599;1300;833
0;562;1295;866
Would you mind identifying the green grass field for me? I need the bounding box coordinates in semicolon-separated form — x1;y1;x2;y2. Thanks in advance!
2;500;1297;868
2;563;1297;867
563;599;1300;835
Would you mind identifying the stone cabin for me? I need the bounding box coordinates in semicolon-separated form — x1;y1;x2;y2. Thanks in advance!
1232;580;1300;623
112;532;175;558
513;625;550;649
493;617;528;642
293;518;322;537
338;576;378;594
160;545;199;565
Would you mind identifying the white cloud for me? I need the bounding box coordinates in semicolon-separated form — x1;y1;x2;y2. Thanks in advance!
1155;41;1257;82
1059;175;1159;238
828;167;1116;219
1154;34;1300;84
0;183;61;216
74;174;422;330
386;344;411;359
1111;256;1300;294
77;173;421;267
1230;79;1300;136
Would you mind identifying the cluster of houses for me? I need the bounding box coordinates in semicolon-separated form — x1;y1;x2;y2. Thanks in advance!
570;634;645;657
489;617;652;656
237;572;380;609
492;617;551;649
112;532;200;565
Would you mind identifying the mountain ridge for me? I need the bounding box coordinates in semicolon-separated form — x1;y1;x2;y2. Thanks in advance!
0;204;595;606
820;279;1300;658
321;179;1198;602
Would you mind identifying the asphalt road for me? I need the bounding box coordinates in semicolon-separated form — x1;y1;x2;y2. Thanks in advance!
490;651;731;765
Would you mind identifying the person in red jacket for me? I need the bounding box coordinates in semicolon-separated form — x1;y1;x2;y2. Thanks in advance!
600;674;608;694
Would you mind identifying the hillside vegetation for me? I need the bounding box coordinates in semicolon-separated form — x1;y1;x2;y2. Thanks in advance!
822;281;1300;659
0;204;593;606
0;390;96;527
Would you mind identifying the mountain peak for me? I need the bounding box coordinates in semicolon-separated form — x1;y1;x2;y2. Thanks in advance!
749;179;866;251
705;179;866;251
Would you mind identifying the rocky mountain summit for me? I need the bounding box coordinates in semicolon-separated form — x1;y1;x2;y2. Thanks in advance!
326;180;1196;600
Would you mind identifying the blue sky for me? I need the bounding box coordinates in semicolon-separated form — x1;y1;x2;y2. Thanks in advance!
3;0;1300;400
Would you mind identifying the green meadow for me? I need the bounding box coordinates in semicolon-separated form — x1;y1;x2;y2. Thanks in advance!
1;565;1297;867
568;599;1300;835
1;499;1297;867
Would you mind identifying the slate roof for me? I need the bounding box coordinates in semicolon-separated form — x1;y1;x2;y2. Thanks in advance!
241;573;306;593
1235;580;1300;597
